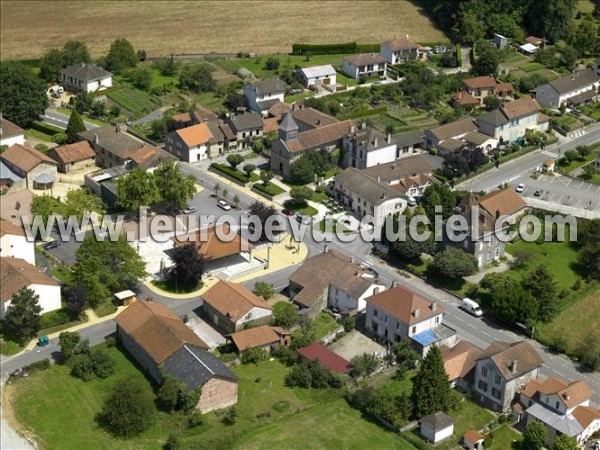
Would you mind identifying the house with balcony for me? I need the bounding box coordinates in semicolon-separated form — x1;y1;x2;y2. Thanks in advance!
365;285;457;356
342;53;387;79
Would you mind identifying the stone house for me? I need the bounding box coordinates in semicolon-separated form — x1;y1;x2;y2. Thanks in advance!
78;126;144;168
60;62;112;93
535;68;600;108
226;113;264;150
0;144;58;191
365;286;457;356
441;340;483;391
201;280;273;334
115;299;238;413
48;141;97;173
472;340;543;412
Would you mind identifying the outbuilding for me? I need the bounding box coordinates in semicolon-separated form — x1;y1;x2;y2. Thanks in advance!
420;411;454;444
297;65;337;88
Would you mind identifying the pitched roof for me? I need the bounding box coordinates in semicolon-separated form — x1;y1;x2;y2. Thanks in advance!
428;117;477;141
79;127;143;157
228;113;265;132
267;101;292;119
60;62;112;82
172;112;192;123
382;37;419;51
202;280;272;323
500;97;540;119
572;405;600;429
441;341;483;381
477;188;527;218
463;430;485;444
229;325;286;352
297;341;350;373
452;90;480;106
462;131;493;146
283;120;352;154
547;68;600;95
162;344;237;392
477;109;508;127
0;144;58;172
477;340;543;380
280;112;299;132
50;141;96;165
525;36;543;45
0;220;26;237
291;107;338;129
343;53;387;66
526;402;584;437
172;224;252;260
345;127;387;152
300;65;336;79
392;129;425;148
175;123;214;147
366;285;443;325
521;377;593;409
290;249;372;308
463;75;497;89
421;411;454;430
1;257;58;301
115;299;208;365
335;167;405;205
262;117;279;133
495;82;514;94
127;144;160;167
0;117;25;139
191;107;218;123
363;155;433;183
250;77;286;96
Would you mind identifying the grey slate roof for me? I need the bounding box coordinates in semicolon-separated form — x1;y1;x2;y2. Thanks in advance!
251;77;286;96
256;98;281;110
547;68;600;95
477;109;508;127
421;411;454;431
228;113;264;132
392;129;425;148
525;403;583;437
79;126;143;158
362;155;433;183
60;63;112;82
0;161;23;182
162;344;237;392
280;112;299;132
335;167;405;205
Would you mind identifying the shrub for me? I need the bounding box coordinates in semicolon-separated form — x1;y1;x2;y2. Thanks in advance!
40;308;76;330
187;412;203;428
241;347;268;364
272;400;290;412
211;163;256;183
342;316;355;332
102;377;155;437
221;406;238;425
23;359;50;373
253;281;275;299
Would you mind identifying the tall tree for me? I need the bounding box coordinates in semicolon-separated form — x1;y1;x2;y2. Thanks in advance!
179;64;216;93
522;265;559;322
226;154;244;170
169;243;204;290
61;40;91;66
248;201;278;242
105;38;137;73
420;184;457;221
62;188;105;220
472;40;500;76
526;0;576;43
4;287;42;345
66;110;87;143
154;161;196;209
289;186;313;206
522;421;548;450
73;235;146;307
0;62;48;127
101;377;155;437
116;167;161;212
551;434;579;450
59;331;82;360
481;273;539;324
411;346;452;417
431;248;478;280
64;284;88;319
39;48;65;82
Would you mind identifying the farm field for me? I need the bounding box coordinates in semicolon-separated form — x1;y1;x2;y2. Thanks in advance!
0;1;446;60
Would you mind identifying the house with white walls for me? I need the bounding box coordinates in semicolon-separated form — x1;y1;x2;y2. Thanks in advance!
60;62;112;93
0;117;25;147
535;68;599;108
244;77;286;112
0;220;35;265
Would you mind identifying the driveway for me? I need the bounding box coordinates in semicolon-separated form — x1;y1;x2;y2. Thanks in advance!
131;108;165;126
329;329;385;361
186;317;225;349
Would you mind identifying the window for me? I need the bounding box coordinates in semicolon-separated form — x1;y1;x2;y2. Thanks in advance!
374;309;378;317
494;374;502;384
435;316;440;324
491;388;501;400
384;316;388;323
481;367;488;377
555;401;560;409
411;326;416;334
396;322;400;330
478;380;488;392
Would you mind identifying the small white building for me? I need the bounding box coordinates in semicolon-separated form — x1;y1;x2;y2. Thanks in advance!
0;117;25;147
420;412;454;444
297;65;337;88
0;257;61;319
519;43;538;55
60;63;113;93
244;77;286;112
342;53;387;79
0;221;35;265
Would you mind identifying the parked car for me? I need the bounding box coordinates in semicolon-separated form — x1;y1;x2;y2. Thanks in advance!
460;298;483;317
296;214;311;225
182;206;197;214
407;197;417;207
44;240;60;250
516;183;525;193
217;200;231;211
282;208;295;216
533;189;543;197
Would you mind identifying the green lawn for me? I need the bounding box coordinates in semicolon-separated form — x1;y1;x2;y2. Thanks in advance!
93;301;118;318
311;312;340;340
580;102;600;120
552;115;583;132
0;339;25;356
236;398;417;450
25;121;64;142
284;91;314;104
51;266;74;284
194;91;225;109
252;181;285;197
106;87;160;116
521;62;545;72
486;425;521;450
233;54;350;80
283;200;318;216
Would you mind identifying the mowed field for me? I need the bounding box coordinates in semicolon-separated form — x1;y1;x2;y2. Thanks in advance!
0;1;447;60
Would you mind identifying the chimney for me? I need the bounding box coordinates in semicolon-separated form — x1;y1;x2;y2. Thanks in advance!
362;122;367;130
93;133;99;144
350;125;356;133
413;307;420;318
373;137;378;147
377;176;381;182
387;132;391;144
373;287;380;295
430;301;437;312
324;244;329;253
510;360;518;373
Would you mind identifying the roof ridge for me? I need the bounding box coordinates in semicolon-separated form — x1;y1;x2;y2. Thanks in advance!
183;344;214;376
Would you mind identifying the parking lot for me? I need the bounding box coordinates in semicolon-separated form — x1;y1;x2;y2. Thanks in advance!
511;173;600;211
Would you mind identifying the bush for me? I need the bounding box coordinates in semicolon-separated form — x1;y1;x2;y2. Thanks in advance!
102;377;156;437
291;42;358;55
211;163;256;183
187;412;203;428
253;281;275;300
241;347;268;364
23;359;50;373
272;400;290;412
40;308;76;330
342;316;355;332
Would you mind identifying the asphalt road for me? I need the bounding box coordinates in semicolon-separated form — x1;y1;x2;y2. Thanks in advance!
40;109;98;131
7;165;599;405
514;172;600;210
459;122;600;193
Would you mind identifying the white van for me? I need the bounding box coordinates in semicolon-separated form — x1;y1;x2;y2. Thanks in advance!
461;298;482;317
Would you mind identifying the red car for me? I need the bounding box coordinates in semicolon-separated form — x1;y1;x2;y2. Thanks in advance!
282;209;295;216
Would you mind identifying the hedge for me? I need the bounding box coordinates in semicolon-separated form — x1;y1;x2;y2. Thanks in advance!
253;182;285;196
343;106;388;120
40;308;76;329
211;163;259;183
291;42;358;55
455;43;462;67
357;44;381;53
29;121;63;136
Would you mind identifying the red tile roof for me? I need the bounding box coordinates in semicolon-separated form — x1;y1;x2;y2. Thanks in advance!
51;141;96;165
175;123;213;147
202;280;272;323
172;224;253;260
463;76;497;89
297;342;350;373
366;286;443;325
1;144;58;172
1;257;58;302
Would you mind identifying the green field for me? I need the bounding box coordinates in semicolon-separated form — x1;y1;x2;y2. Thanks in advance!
106;87;160;116
521;62;545;72
252;181;285;197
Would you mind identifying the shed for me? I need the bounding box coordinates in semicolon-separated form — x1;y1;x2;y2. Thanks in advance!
420;411;454;444
494;34;508;48
463;429;485;450
237;67;253;80
519;43;538;54
114;289;136;306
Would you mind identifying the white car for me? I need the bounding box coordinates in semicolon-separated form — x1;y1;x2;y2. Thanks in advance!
217;200;231;211
516;183;525;193
182;207;197;214
407;197;417;207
